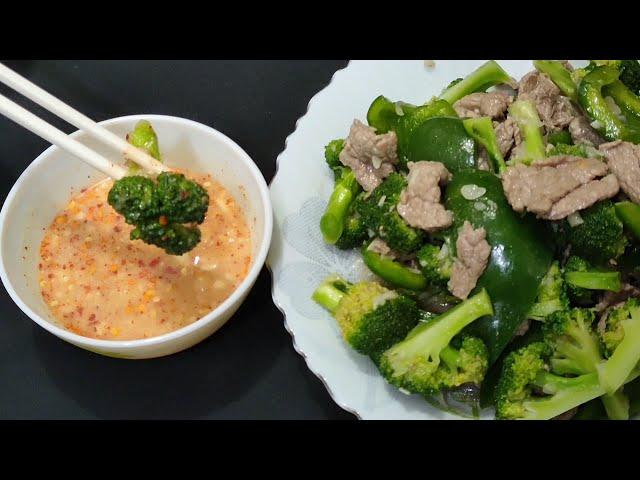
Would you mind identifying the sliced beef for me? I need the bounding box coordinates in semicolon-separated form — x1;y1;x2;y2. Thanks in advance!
448;221;491;300
569;116;604;147
494;116;521;158
453;92;513;120
396;161;453;232
596;283;640;314
339;119;398;192
517;71;577;131
477;148;492;171
501;155;619;220
599;140;640;203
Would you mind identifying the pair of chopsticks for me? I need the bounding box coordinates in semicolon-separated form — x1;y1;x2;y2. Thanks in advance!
0;63;168;179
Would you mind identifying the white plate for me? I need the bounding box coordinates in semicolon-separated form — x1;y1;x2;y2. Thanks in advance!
268;60;559;419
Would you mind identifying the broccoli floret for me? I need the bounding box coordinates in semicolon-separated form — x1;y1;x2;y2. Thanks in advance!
378;289;493;395
131;221;201;256
312;276;420;362
508;100;546;165
440;61;512;104
528;261;568;321
619;60;640;95
596;298;640;395
107;175;159;224
355;173;424;254
324;139;345;179
546;129;573;146
417;239;454;287
126;120;161;173
495;342;606;420
563;255;621;305
320;170;362;245
108;172;209;255
533;60;577;101
334;199;368;250
565;201;628;264
547;143;602;159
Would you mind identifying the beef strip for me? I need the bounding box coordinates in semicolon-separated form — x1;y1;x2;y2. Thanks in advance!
396;161;454;232
501;156;619;220
453;92;513;120
599;140;640;203
494;116;521;158
569;116;604;147
448;221;491;300
518;71;577;131
339;119;398;192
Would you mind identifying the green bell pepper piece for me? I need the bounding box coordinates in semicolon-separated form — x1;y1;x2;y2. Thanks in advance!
361;248;427;291
405;117;476;174
444;170;554;363
615;201;640;241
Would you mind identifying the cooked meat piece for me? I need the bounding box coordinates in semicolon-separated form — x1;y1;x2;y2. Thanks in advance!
596;283;640;315
453;92;513;119
339;119;398;192
448;221;491;300
494;117;521;158
547;174;619;220
518;71;577;131
477;148;491;171
366;238;396;259
599;140;640;203
569;116;604;147
396;161;453;232
501;156;618;219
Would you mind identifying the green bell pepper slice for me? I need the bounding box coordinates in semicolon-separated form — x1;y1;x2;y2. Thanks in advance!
444;170;554;363
361;248;427;291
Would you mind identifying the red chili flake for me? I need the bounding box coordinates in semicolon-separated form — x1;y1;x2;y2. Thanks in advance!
77;306;84;316
88;314;97;324
48;273;53;279
164;266;179;275
81;188;87;193
137;259;145;267
149;257;161;267
158;215;168;226
83;286;91;292
114;226;122;233
62;265;66;270
160;318;166;324
121;259;126;265
38;263;42;269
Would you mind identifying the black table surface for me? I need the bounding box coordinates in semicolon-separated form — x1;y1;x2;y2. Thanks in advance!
0;60;354;420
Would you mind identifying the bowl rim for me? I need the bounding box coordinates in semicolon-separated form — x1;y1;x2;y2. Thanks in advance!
0;114;273;350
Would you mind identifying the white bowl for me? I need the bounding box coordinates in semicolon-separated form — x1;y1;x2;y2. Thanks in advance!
0;114;273;359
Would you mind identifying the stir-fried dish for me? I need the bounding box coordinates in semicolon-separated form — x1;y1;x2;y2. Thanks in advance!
314;60;640;420
39;121;252;340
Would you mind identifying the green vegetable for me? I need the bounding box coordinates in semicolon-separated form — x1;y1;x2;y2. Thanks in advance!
603;80;640;122
563;200;628;264
533;60;577;101
417;240;454;287
366;96;458;165
108;172;209;256
320;170;362;245
597;298;640;395
508;100;546;165
405;117;476;174
547;129;572;146
445;170;554;363
615;201;640;241
324;139;345;179
361;247;427;291
354;173;424;254
619;60;640;95
334;196;368;250
564;255;621;305
440;61;512;104
527;261;568;321
577;65;640;143
312;276;420;362
378;289;493;396
462;117;506;173
546;143;602;158
126;120;161;173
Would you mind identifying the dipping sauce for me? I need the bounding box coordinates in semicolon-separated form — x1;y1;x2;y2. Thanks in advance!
39;172;252;340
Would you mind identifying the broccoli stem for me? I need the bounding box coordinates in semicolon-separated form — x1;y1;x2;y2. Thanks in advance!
522;371;605;420
439;61;512;104
320;170;361;244
597;309;640;394
601;390;630;420
603;80;640;121
462;117;506;173
439;345;460;371
528;300;565;321
615;201;640;241
564;271;621;292
312;278;350;314
533;60;577;101
361;249;427;291
508;100;546;165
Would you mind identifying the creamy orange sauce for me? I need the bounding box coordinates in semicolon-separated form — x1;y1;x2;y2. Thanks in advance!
39;172;252;340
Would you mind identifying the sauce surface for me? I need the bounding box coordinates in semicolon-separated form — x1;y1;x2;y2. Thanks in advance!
39;172;252;340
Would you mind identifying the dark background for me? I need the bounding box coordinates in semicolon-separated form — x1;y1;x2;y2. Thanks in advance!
0;60;354;419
